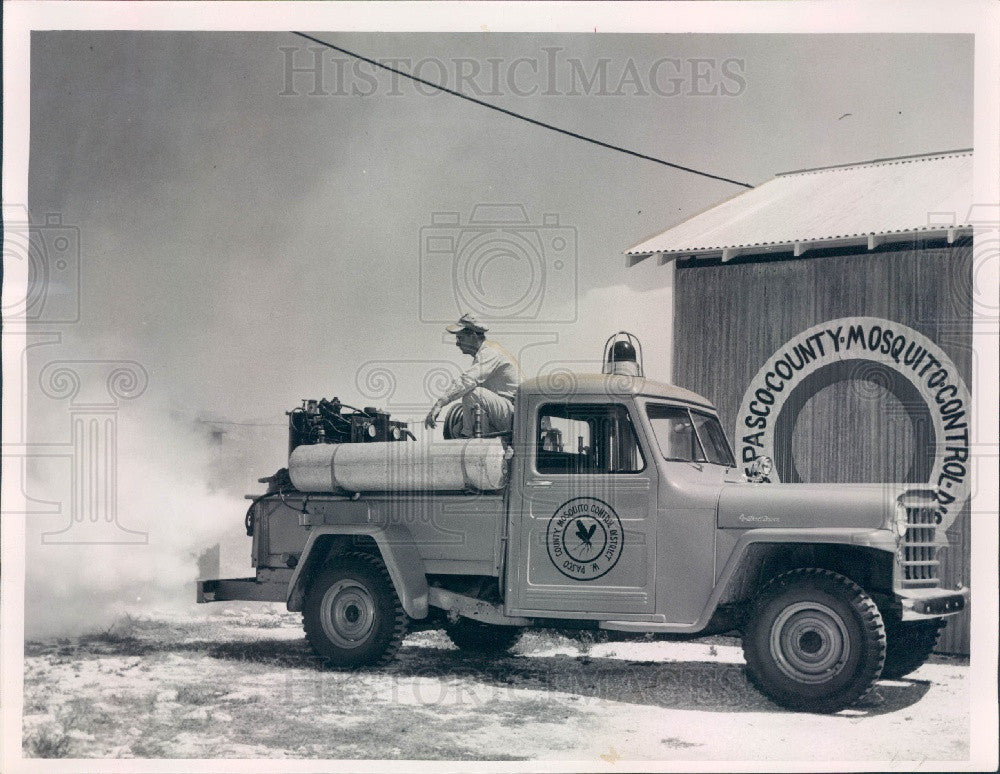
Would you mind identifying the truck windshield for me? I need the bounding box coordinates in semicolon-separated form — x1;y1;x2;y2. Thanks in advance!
645;404;735;467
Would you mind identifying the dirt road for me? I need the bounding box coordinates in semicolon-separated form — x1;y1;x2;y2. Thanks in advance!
22;607;969;763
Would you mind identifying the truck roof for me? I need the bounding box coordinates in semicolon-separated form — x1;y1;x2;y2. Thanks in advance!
518;373;717;410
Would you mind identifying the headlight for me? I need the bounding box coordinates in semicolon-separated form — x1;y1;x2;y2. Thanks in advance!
747;455;774;483
894;502;909;538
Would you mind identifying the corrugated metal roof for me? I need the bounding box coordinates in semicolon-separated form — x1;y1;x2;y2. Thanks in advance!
626;150;973;260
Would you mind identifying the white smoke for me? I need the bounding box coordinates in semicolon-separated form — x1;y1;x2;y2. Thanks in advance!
19;280;674;638
22;407;273;638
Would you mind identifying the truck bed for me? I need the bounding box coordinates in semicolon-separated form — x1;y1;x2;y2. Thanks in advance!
251;491;506;577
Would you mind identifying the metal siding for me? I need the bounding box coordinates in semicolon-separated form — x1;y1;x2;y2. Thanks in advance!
629;152;972;256
673;243;972;654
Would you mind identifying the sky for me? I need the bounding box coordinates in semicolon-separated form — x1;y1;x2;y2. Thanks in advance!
20;30;973;634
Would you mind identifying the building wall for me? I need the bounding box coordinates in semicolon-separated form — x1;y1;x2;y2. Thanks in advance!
672;240;972;654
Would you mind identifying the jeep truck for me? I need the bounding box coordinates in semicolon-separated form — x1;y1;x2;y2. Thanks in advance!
197;337;969;713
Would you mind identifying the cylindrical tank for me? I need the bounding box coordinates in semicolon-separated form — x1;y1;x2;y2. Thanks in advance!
288;438;507;493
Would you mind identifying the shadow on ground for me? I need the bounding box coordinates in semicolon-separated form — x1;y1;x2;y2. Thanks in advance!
27;628;932;717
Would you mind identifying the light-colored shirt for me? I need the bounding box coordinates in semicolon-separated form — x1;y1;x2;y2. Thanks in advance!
439;340;521;404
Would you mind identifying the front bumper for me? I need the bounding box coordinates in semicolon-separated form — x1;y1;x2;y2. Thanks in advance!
898;586;970;621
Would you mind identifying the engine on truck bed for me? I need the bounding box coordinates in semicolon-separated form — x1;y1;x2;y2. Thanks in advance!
287;397;412;452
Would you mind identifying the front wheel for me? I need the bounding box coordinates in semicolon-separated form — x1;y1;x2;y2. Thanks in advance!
742;568;886;713
303;553;407;668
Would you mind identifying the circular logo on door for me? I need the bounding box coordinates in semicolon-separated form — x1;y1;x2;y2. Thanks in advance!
546;497;624;581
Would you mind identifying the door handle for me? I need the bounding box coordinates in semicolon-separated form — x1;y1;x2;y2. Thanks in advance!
530;480;553;486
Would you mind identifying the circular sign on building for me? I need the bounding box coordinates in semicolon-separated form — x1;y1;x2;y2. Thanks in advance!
546;497;624;581
735;317;971;531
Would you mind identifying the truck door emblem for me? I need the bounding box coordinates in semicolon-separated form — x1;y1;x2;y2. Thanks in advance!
546;497;624;581
576;520;597;547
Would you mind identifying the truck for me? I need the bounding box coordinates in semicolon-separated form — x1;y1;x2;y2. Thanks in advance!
197;333;969;713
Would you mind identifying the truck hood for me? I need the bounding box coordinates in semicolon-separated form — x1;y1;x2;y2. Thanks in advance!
717;482;909;530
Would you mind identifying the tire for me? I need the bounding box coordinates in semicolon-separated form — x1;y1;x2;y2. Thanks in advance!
742;568;886;713
881;618;944;680
445;618;524;655
303;553;407;668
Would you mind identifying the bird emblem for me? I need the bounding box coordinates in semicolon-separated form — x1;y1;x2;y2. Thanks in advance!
576;519;597;550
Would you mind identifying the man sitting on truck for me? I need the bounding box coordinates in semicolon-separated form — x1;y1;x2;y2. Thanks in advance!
424;313;521;437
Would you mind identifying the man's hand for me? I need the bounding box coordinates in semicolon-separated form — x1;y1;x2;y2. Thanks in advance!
424;403;441;429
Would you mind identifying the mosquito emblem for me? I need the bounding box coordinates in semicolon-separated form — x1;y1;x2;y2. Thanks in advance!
547;498;624;581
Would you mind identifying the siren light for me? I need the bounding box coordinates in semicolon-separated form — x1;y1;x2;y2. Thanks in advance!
602;331;644;377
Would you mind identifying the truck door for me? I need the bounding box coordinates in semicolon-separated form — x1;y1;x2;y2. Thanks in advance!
506;399;657;617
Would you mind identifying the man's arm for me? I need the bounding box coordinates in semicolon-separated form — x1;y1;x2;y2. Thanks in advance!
424;397;446;429
440;348;503;402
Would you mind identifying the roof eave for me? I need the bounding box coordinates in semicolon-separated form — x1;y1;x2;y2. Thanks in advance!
624;225;973;265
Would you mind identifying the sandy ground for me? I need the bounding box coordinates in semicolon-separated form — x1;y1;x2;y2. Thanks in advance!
20;606;969;763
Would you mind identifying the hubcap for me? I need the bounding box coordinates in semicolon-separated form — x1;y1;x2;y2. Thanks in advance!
769;601;851;684
319;580;377;649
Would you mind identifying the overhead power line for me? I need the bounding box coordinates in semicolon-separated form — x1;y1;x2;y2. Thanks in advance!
290;31;754;189
196;418;285;427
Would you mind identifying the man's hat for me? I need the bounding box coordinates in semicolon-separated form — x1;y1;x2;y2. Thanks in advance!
445;313;488;335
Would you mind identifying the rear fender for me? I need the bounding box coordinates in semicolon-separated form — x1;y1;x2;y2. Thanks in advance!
286;526;429;618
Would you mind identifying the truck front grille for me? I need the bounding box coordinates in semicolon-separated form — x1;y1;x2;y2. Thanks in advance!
901;506;941;588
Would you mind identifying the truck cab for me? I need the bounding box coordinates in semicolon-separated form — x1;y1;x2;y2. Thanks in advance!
506;374;733;627
198;334;969;713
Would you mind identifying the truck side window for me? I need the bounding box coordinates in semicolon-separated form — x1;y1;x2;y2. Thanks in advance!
536;403;644;474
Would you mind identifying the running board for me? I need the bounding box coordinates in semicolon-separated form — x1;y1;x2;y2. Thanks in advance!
427;587;530;627
600;620;702;633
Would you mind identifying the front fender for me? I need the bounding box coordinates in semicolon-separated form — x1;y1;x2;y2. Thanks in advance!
286;525;429;619
704;528;897;619
601;529;898;635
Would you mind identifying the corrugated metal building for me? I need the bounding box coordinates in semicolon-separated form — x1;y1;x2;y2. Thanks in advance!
629;149;974;654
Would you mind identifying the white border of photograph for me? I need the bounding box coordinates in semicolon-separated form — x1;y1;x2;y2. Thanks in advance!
2;2;997;772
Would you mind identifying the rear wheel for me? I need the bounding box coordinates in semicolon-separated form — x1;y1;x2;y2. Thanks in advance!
881;618;944;679
445;618;524;655
303;553;407;668
742;568;886;713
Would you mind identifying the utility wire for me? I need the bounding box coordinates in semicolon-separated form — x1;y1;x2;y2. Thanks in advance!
196;419;285;427
291;31;754;189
